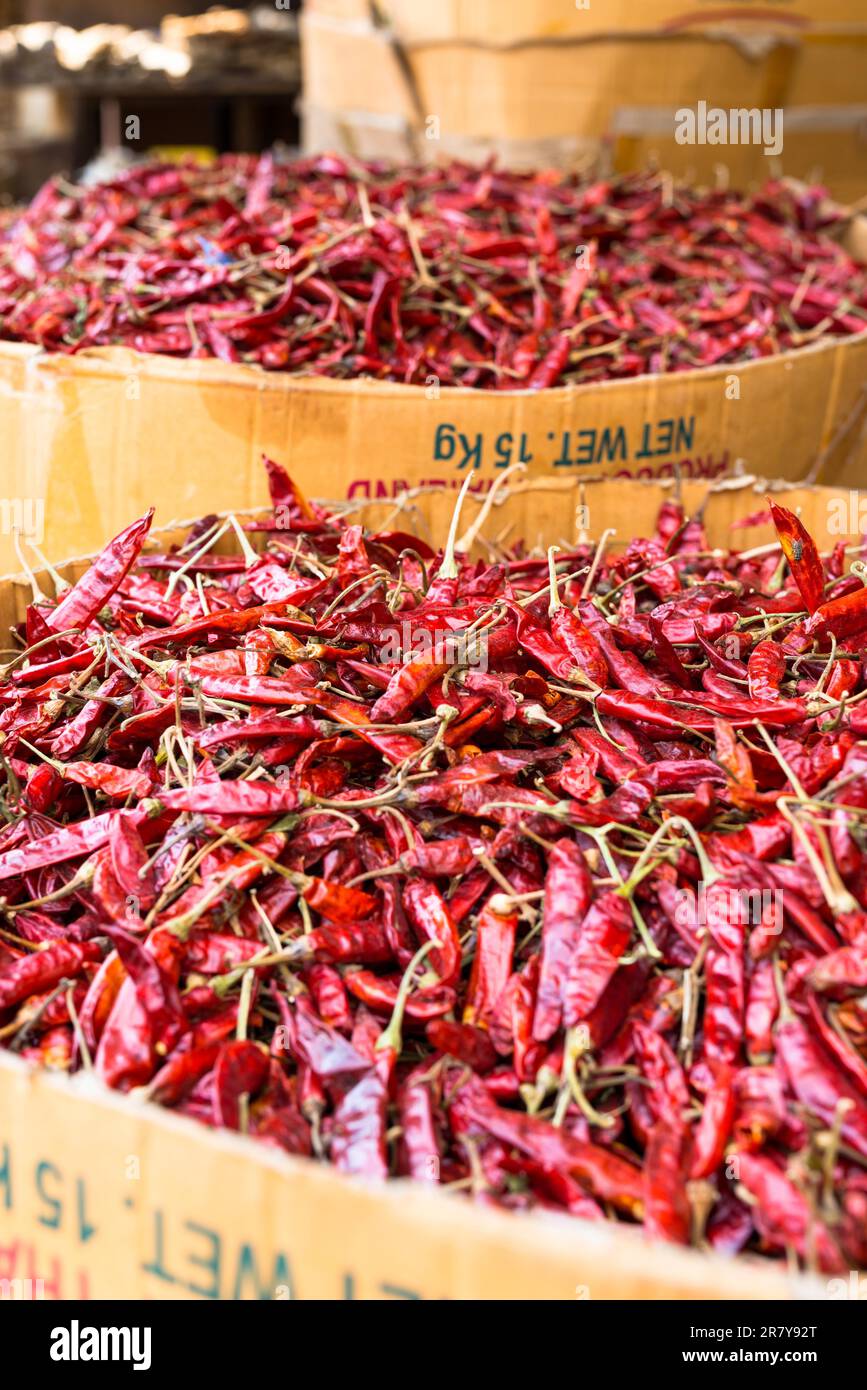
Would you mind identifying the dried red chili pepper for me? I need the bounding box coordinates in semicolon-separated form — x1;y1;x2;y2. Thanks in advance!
2;460;866;1268
4;160;865;387
533;840;592;1042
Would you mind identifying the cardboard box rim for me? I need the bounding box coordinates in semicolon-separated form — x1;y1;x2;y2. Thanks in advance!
4;322;867;400
0;1052;824;1301
2;473;864;586
3;201;866;576
305;0;867;44
0;476;858;1300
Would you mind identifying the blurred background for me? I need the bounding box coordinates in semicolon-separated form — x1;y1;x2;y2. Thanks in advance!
0;2;301;202
0;1;865;203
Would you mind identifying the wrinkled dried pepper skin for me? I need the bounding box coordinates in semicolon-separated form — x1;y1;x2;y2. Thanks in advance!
2;159;865;387
0;456;865;1273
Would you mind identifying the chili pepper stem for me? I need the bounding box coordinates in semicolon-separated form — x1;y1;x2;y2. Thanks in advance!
558;1027;615;1129
455;463;527;556
374;940;438;1058
436;473;475;582
618;816;721;899
777;796;859;917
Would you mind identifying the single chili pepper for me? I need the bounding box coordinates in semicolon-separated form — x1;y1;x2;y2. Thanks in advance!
633;1022;690;1125
463;896;517;1031
643;1120;692;1245
805;586;867;642
703;943;744;1067
303;964;352;1034
747;641;786;701
745;959;779;1063
398;1074;442;1182
776;1015;867;1159
403;879;462;986
533;840;592;1042
213;1040;270;1130
734;1151;846;1273
0;811;125;881
159;781;299;815
563;893;632;1028
0;941;102;1013
76;951;126;1056
344;969;455;1022
689;1067;736;1179
278;923;393;967
44;509;154;633
329;1070;388;1179
768;500;826;615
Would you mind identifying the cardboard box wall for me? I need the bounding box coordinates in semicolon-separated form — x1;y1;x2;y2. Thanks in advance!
307;0;867;45
0;474;856;1301
3;307;867;576
299;9;867;199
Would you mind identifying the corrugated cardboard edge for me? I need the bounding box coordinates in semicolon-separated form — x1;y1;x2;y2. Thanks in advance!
306;0;866;45
2;474;865;591
0;1052;827;1301
303;5;867;53
4;323;866;408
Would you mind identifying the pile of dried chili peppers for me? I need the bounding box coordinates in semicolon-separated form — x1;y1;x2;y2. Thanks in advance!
1;155;865;385
2;459;867;1274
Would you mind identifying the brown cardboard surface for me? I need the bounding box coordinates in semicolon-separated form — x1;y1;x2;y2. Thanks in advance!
301;13;799;135
0;476;854;1299
0;1052;822;1300
306;0;867;44
299;11;867;199
2;322;866;575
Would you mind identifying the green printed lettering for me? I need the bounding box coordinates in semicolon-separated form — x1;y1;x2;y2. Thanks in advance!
184;1220;221;1299
597;427;627;462
34;1161;61;1229
380;1283;423;1299
676;416;695;451
433;424;456;462
76;1178;96;1244
342;1273;356;1299
141;1209;179;1286
655;419;674;454
232;1244;293;1301
574;430;596;466
552;432;574;467
635;423;654;459
0;1145;10;1209
493;432;513;467
456;433;482;470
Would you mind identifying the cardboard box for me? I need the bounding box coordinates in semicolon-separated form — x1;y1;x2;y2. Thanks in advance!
2;295;867;577
0;474;854;1301
0;1051;824;1300
306;0;867;45
300;9;867;200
